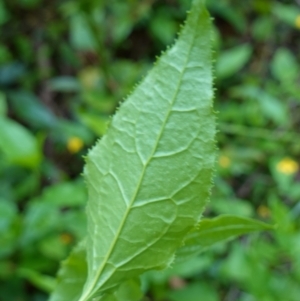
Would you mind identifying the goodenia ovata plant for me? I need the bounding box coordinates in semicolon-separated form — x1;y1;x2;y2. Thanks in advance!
49;1;272;300
50;1;215;300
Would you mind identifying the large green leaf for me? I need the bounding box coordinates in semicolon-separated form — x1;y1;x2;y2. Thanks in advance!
50;241;142;301
50;0;215;300
176;215;274;261
101;278;143;301
50;241;87;301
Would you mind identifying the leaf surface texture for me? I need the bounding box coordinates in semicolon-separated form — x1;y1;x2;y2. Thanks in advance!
50;0;215;300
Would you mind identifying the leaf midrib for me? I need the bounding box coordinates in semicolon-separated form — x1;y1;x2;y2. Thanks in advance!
80;15;200;301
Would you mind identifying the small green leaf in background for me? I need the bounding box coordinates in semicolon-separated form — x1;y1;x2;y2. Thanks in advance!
207;1;247;33
69;14;97;51
257;90;288;125
0;117;41;168
17;268;56;293
252;16;275;41
40;180;87;207
78;111;109;136
232;85;289;125
48;76;81;93
21;202;61;246
271;48;299;83
211;198;254;217
176;215;274;261
150;8;178;45
216;44;252;79
0;62;25;85
8;91;57;129
273;3;300;29
21;181;87;246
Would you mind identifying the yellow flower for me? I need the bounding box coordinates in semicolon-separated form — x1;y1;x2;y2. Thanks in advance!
257;205;270;219
295;15;300;29
67;136;84;154
219;155;231;168
276;157;298;175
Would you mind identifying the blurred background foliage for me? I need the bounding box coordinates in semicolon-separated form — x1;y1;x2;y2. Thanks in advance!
0;0;300;300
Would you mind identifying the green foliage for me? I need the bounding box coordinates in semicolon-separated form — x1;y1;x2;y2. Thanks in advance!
216;44;252;79
176;215;274;261
0;116;41;167
51;1;216;300
0;0;299;301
